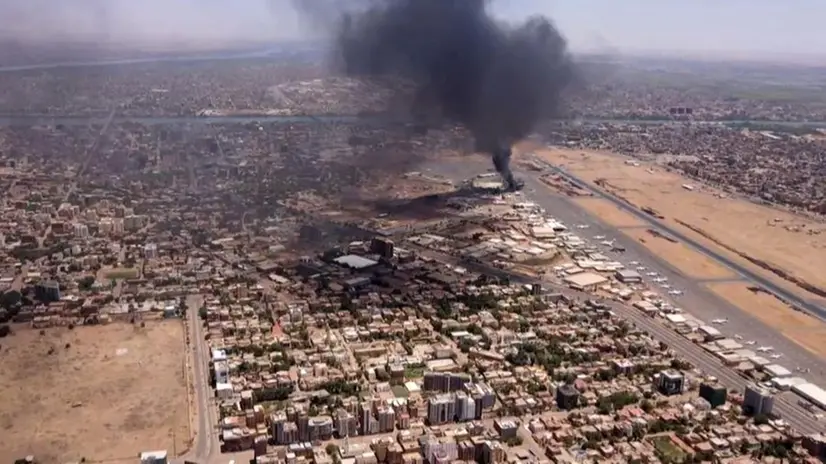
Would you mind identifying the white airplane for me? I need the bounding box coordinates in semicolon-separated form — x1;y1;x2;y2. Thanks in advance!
636;266;646;271
712;318;728;324
745;340;756;345
600;240;615;247
646;271;658;277
757;346;774;353
668;290;684;296
629;261;640;265
661;284;671;289
594;235;606;240
576;224;589;229
653;277;668;283
771;354;783;359
734;334;743;340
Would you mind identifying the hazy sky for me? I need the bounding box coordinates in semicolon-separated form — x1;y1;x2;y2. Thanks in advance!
493;0;826;58
0;0;823;59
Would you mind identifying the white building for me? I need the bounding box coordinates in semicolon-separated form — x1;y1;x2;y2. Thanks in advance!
144;243;158;259
73;223;89;239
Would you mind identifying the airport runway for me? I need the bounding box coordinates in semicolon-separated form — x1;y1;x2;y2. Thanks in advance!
532;158;826;320
422;158;826;416
517;174;826;385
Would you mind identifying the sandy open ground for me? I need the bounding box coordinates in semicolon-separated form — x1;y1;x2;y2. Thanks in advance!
571;197;647;228
536;148;826;303
707;283;826;358
0;322;188;463
624;229;737;280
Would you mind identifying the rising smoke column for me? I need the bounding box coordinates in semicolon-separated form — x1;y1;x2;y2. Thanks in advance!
331;0;574;190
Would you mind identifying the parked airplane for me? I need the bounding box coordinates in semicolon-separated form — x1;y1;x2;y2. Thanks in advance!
661;284;671;289
629;261;639;265
771;354;783;359
757;346;774;352
594;235;606;240
636;266;646;271
668;290;684;296
653;277;668;283
576;224;589;229
600;240;615;247
745;340;756;345
712;318;728;324
734;334;743;340
646;271;658;277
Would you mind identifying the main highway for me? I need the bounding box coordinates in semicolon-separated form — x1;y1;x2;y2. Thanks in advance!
179;294;221;464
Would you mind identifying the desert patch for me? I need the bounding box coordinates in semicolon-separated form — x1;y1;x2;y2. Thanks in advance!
573;197;647;228
0;322;189;463
707;282;826;359
537;148;826;303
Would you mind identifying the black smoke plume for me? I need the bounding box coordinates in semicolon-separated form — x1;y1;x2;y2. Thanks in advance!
329;0;575;190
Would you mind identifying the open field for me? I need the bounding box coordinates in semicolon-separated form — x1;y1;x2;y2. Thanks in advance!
0;322;189;463
572;197;648;228
624;229;737;280
535;148;826;303
707;282;826;358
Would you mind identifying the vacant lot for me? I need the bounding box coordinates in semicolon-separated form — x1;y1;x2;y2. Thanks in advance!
572;197;647;228
536;148;826;303
708;283;826;358
625;229;737;280
0;322;188;463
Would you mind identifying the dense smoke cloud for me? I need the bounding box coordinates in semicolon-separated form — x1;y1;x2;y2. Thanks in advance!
328;0;576;190
0;0;308;48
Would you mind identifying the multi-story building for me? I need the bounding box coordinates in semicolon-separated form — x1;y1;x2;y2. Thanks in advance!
377;405;395;433
281;422;299;445
360;402;374;436
556;384;579;411
144;243;158;259
336;410;358;438
657;370;685;396
73;223;89;238
423;372;470;393
297;410;310;442
454;391;476;422
370;237;395;259
309;416;334;441
465;382;495;415
396;412;410;430
422;437;458;464
112;217;125;235
271;412;289;444
427;394;456;425
494;419;517;439
743;384;774;416
457;441;476;462
34;280;61;302
480;441;505;464
699;382;728;409
556;384;580;411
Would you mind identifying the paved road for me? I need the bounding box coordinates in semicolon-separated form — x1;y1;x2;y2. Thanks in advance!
180;294;220;464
